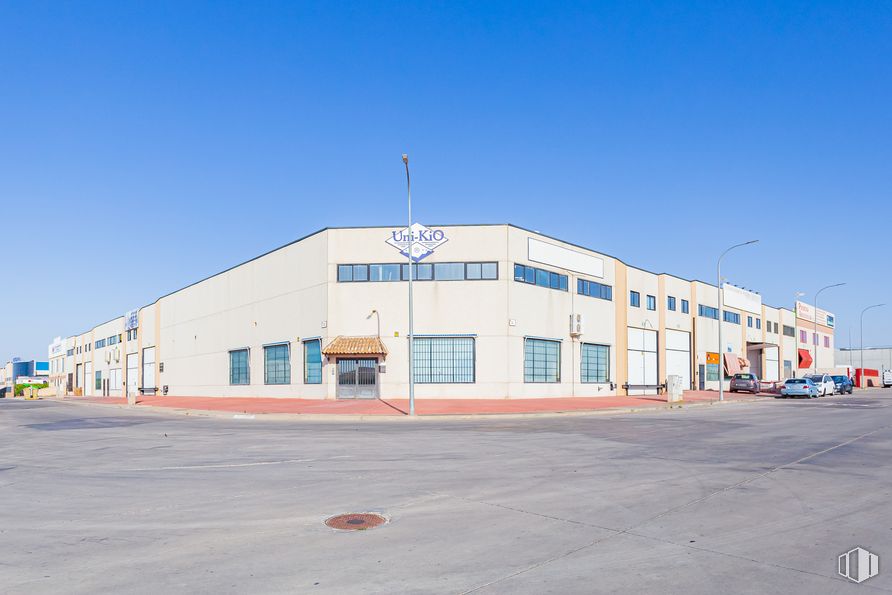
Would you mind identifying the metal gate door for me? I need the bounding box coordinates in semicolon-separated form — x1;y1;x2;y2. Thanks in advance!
337;358;378;399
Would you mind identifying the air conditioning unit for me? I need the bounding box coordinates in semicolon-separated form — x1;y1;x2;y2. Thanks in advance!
570;313;584;336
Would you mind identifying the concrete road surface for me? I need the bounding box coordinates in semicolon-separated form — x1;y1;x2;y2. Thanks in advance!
2;392;891;594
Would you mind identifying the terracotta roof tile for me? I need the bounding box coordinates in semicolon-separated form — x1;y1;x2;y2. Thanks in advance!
322;335;388;356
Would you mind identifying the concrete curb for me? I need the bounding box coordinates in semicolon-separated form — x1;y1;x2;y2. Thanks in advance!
46;395;772;422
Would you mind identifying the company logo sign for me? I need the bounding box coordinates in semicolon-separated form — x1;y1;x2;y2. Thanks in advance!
839;547;879;583
386;223;448;262
124;309;139;331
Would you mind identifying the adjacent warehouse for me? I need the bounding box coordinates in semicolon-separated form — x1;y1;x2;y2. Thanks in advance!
50;224;839;400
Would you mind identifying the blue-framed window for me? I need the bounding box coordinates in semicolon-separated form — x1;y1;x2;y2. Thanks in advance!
413;337;475;383
747;316;753;328
339;262;497;282
681;299;689;314
723;311;741;324
630;291;640;308
667;296;676;311
756;318;761;330
94;338;106;349
229;349;250;385
646;295;656;311
303;339;322;384
264;343;291;385
581;343;609;383
524;338;561;383
698;304;719;320
514;264;568;292
577;279;613;301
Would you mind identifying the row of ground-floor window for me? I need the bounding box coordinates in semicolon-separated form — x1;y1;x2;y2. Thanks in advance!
227;337;612;387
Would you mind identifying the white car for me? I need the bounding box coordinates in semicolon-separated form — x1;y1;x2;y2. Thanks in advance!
883;370;892;388
806;374;835;396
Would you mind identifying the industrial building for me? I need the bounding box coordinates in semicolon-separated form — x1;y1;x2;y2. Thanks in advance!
49;224;839;400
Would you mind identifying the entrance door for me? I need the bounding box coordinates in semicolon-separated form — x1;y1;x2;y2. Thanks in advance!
76;364;83;391
627;328;658;395
84;362;93;396
337;358;378;399
142;347;156;395
665;329;692;390
126;353;138;397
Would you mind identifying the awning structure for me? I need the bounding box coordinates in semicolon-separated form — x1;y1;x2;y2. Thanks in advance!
738;356;751;369
798;348;813;369
723;353;741;376
322;335;388;357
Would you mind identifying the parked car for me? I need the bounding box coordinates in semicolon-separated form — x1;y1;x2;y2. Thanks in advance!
883;370;892;388
805;374;835;397
730;373;760;394
780;378;820;398
831;375;854;395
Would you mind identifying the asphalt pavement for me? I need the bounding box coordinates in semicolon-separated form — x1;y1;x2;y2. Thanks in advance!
2;391;891;594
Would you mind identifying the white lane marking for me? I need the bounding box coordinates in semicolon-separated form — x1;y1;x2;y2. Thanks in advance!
125;454;351;471
233;414;256;419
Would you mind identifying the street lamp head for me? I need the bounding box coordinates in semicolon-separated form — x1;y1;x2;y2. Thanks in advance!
401;154;408;164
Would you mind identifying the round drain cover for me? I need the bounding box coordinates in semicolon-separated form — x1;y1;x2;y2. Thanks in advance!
325;513;387;531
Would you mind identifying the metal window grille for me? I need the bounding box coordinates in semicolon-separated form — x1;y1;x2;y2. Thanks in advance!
264;344;291;385
581;344;609;383
413;337;475;383
524;338;561;383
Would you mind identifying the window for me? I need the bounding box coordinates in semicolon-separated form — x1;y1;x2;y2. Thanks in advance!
824;336;830;348
646;295;656;311
465;262;497;280
514;264;568;291
229;349;249;385
402;262;433;280
774;322;780;333
413;337;475;383
630;291;640;308
95;370;102;390
813;333;818;345
581;344;609;383
723;311;740;324
681;299;689;314
783;325;795;337
706;359;720;381
827;315;835;327
340;262;498;282
698;305;719;320
756;319;761;330
67;349;74;357
264;343;291;385
95;338;106;349
800;330;807;343
524;338;561;383
303;339;322;384
107;335;118;346
577;279;613;301
667;296;676;311
369;264;401;281
747;316;753;328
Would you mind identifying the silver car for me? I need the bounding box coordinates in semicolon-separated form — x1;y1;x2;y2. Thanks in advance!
780;378;819;398
805;374;834;397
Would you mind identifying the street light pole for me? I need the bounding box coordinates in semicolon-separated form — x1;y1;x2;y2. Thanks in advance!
402;154;416;416
813;283;845;374
717;240;759;402
860;303;884;388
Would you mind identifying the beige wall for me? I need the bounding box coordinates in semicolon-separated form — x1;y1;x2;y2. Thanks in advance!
50;224;839;400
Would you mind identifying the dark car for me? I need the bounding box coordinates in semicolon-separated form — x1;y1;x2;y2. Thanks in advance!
730;373;760;394
831;375;854;395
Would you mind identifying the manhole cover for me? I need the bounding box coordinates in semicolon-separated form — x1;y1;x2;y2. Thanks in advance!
325;513;387;531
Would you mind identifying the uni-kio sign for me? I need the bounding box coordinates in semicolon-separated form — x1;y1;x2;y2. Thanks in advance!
386;223;448;262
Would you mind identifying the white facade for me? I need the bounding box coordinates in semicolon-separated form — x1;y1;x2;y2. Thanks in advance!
50;224;837;400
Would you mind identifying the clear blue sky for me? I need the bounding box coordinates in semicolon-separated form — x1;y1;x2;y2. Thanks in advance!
1;1;890;361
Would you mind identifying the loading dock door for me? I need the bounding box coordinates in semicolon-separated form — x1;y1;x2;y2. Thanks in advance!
764;346;780;382
665;329;692;390
627;328;658;395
